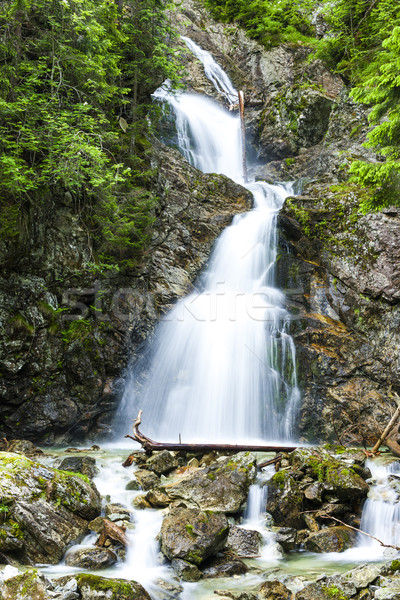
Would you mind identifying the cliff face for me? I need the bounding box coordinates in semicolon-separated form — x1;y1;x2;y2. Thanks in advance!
2;0;398;445
175;0;400;443
0;142;251;445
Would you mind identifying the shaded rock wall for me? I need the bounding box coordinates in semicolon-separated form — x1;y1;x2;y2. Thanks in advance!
0;140;251;445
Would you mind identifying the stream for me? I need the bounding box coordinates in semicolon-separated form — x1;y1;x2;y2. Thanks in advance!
38;37;400;599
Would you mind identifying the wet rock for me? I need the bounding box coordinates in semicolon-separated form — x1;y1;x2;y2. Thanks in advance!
201;553;248;578
296;575;357;600
104;503;132;521
226;526;262;557
0;452;101;564
163;452;256;513
64;573;152;600
258;580;292;600
145;488;171;508
155;578;184;600
134;470;160;491
304;525;357;553
160;506;229;565
171;558;203;581
131;495;152;510
341;564;381;589
58;456;98;479
146;450;178;475
65;547;117;569
274;527;297;552
0;568;51;600
266;471;304;529
289;447;369;501
125;480;140;491
3;440;44;457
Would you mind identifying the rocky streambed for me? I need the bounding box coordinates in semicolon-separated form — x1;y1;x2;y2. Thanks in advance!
0;442;400;599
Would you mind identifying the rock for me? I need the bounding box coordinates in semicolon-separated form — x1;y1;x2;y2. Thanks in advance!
171;558;203;581
58;456;98;479
134;470;160;491
60;574;152;600
163;452;256;513
104;503;132;521
145;488;171;508
274;527;297;552
155;578;184;599
295;575;357;600
201;553;248;578
65;547;117;569
160;507;229;565
125;480;140;491
258;580;292;600
0;569;51;600
342;564;381;589
266;471;304;529
0;452;101;564
3;440;44;457
131;495;152;510
226;526;262;557
289;447;369;501
146;451;178;475
304;526;357;553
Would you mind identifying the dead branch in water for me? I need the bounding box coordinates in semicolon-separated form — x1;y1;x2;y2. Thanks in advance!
319;513;400;551
123;410;297;463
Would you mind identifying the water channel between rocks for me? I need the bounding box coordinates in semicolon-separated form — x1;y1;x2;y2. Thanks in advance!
34;37;400;600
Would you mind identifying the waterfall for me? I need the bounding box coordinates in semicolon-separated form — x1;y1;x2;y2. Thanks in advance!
358;459;400;553
116;37;300;444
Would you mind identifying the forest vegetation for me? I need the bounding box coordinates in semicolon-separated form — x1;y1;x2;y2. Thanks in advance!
0;0;180;268
0;0;399;265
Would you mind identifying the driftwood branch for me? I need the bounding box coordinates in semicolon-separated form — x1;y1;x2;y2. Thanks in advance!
258;454;283;470
372;393;400;455
124;410;297;460
320;514;400;551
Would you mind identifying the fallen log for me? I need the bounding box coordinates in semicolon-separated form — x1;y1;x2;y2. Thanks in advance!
95;518;128;548
123;410;297;461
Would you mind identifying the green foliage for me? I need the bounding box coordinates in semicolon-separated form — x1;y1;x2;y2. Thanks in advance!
0;0;179;266
202;0;315;48
349;27;400;208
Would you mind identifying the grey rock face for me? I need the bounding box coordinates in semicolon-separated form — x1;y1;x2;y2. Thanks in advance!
160;506;229;565
0;452;101;564
162;452;256;513
65;547;117;569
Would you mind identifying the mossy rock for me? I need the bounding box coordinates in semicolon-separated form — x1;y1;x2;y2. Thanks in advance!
73;574;151;600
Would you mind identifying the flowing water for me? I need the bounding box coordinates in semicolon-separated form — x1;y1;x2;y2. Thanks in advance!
116;37;300;445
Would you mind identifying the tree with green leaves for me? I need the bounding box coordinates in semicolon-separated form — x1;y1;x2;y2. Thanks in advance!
0;0;179;267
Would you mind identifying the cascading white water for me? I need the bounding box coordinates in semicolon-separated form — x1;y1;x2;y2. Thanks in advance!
358;459;400;553
181;36;238;105
116;38;300;444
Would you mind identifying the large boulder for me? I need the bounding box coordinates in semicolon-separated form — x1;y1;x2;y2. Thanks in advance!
0;452;101;564
0;569;51;600
289;447;369;501
64;574;151;600
58;455;98;479
160;506;229;565
162;452;256;513
304;526;357;553
65;547;117;569
266;471;304;529
226;526;262;557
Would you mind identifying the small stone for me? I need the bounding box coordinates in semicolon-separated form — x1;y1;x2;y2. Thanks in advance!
171;558;202;582
132;495;152;510
125;480;140;491
134;470;160;491
146;450;178;476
